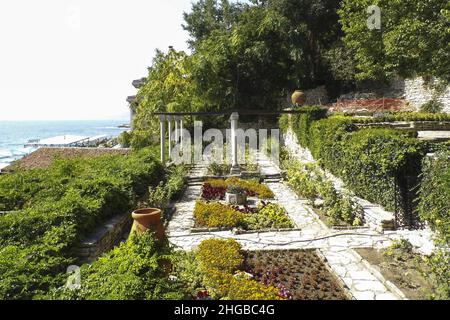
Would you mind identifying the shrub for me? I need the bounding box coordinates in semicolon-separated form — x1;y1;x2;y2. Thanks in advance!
244;203;294;230
420;99;444;113
284;159;363;226
208;162;231;176
418;151;450;245
284;109;427;225
197;238;243;274
0;148;165;299
194;201;245;228
53;232;187;300
118;131;132;148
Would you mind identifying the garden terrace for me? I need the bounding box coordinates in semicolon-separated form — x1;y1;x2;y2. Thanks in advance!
0;147;176;299
278;107;450;228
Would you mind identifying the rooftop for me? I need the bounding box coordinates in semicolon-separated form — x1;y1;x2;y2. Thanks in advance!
2;147;131;172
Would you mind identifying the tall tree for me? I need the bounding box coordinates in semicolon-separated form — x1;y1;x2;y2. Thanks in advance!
339;0;450;82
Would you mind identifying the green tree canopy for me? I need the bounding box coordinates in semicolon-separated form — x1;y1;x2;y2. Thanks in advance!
339;0;450;82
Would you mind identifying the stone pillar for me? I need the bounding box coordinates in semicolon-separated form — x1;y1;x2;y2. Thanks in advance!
159;115;166;164
167;116;173;160
179;117;184;147
175;119;179;143
230;112;240;175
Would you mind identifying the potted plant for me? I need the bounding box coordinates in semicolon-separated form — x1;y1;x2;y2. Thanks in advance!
130;208;165;243
225;185;247;205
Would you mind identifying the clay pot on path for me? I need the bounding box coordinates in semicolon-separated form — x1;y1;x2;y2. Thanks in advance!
130;208;165;243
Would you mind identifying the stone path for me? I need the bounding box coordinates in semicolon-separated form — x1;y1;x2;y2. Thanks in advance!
166;153;434;300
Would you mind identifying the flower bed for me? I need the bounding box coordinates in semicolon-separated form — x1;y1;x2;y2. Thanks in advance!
194;239;282;300
179;239;349;300
193;201;294;231
201;177;274;200
244;250;349;300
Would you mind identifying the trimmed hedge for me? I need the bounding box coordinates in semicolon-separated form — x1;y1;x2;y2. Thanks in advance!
418;151;450;245
281;107;427;224
0;148;165;299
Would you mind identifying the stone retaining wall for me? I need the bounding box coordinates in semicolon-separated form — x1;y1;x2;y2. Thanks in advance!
404;77;450;112
74;212;133;264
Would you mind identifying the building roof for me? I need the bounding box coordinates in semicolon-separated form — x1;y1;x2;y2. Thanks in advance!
132;78;147;89
126;95;137;104
2;147;131;172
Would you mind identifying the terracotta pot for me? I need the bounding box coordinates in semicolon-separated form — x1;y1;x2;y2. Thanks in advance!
291;90;307;105
130;208;165;242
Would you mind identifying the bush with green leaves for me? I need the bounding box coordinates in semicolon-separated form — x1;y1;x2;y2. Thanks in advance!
52;232;187;300
284;159;363;226
420;99;444;114
0;148;166;299
244;203;294;230
282;108;427;225
418;151;450;245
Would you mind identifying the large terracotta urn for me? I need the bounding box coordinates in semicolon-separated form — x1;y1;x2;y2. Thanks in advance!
130;208;165;243
291;90;307;106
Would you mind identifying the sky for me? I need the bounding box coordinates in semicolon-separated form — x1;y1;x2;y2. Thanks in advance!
0;0;194;121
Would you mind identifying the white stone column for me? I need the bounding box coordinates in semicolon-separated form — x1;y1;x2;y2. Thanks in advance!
179;117;184;147
230;112;240;174
175;118;179;143
167;116;173;160
159;115;166;164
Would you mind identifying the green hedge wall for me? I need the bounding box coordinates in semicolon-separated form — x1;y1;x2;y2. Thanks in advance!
418;151;450;245
0;148;165;299
281;107;427;224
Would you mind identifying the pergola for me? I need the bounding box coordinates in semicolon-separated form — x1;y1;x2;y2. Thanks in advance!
155;109;308;172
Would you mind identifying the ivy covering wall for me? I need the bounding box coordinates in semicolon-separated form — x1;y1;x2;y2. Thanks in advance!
280;108;427;225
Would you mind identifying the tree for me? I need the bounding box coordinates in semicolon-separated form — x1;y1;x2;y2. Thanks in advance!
339;0;450;82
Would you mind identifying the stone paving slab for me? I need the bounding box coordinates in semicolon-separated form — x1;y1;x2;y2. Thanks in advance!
166;155;433;300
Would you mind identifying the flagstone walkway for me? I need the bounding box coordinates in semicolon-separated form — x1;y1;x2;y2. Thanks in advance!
167;153;435;300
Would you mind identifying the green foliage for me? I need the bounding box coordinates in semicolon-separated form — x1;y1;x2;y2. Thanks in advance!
339;0;450;82
284;159;363;226
194;201;245;228
244;203;294;230
284;109;427;223
420;99;444;114
118;131;132;148
0;148;165;299
208;162;231;176
54;232;187;300
417;151;450;300
418;151;450;245
347;112;450;123
147;166;188;213
424;249;450;300
289;106;329;147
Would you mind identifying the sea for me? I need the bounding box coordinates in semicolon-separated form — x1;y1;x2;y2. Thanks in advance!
0;120;129;170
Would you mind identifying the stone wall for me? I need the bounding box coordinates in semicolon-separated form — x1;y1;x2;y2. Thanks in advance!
403;77;450;112
74;212;133;264
304;85;329;105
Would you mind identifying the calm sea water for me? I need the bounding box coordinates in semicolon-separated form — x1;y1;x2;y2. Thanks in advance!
0;120;129;169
